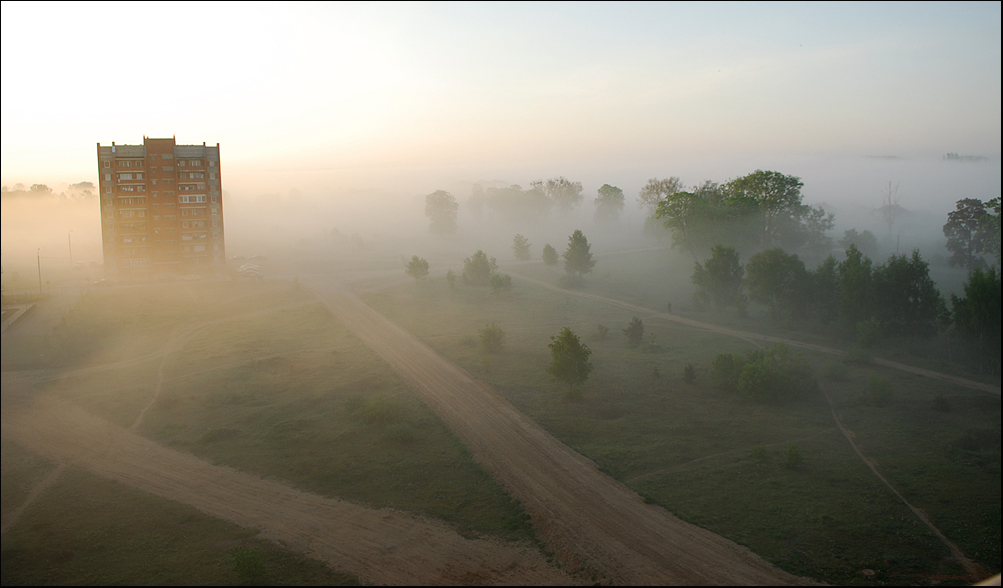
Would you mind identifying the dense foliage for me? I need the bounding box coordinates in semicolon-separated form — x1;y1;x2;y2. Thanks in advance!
461;250;498;286
546;327;593;392
424;190;458;234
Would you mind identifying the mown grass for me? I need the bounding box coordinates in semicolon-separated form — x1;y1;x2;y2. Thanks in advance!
362;268;1000;585
0;461;357;586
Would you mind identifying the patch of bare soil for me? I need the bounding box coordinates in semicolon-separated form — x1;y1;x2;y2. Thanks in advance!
0;374;569;586
309;277;812;585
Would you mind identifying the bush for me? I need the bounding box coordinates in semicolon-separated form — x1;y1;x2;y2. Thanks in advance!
623;316;644;347
490;273;512;293
861;375;893;407
683;363;697;384
231;547;265;584
710;353;745;391
736;344;818;403
596;324;609;340
479;322;505;352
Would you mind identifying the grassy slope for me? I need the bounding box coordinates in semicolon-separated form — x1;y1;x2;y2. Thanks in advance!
363;269;1000;585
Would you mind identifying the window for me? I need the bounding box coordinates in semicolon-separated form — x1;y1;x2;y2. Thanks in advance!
152;179;158;185
210;173;216;179
163;179;174;184
105;187;112;194
212;220;219;227
211;195;217;203
162;153;173;159
178;194;206;203
105;174;112;181
212;208;218;215
103;161;110;168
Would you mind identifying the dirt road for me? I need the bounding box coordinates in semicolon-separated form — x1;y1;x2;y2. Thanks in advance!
0;373;567;586
308;276;808;585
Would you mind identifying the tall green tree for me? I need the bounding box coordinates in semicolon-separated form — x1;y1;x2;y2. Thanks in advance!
692;245;744;310
594;184;625;224
951;267;1001;373
724;170;832;251
637;176;683;214
547;327;593;392
871;250;945;338
535;177;583;213
837;244;873;331
943;198;989;271
542;243;559;266
744;248;808;322
424;190;459;234
838;229;878;259
980;197;1001;268
512;234;531;260
563;230;596;278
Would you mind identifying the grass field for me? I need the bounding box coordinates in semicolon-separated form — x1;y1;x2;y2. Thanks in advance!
362;264;1001;585
3;278;537;584
1;440;357;586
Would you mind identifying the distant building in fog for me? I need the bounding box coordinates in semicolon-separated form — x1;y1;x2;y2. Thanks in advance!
97;136;225;272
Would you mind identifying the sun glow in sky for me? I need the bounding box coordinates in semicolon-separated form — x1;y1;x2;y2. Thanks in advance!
1;1;1000;198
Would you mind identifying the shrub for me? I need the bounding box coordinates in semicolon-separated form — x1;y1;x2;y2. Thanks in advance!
445;269;456;288
861;375;893;407
479;322;505;352
683;363;697;384
710;353;745;391
623;316;644;347
736;344;818;403
231;547;265;584
490;273;512;293
596;324;609;340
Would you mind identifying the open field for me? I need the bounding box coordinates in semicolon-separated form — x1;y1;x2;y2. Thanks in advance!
1;440;357;586
2;280;565;585
361;260;1001;585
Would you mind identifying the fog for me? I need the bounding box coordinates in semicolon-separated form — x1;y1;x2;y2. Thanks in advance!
2;3;1000;586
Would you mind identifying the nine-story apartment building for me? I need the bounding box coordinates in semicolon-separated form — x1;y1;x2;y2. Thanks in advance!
97;136;225;272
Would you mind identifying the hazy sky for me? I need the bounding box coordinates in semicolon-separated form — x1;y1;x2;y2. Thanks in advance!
1;1;1000;200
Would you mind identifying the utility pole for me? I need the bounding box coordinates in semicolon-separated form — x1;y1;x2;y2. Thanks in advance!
68;230;74;268
37;248;42;294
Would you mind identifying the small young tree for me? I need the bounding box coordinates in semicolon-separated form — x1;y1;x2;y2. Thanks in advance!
479;322;505;353
512;234;531;260
951;267;1001;374
445;269;456;288
542;244;559;266
563;230;596;278
547;327;593;393
596;324;609;340
623;316;644;347
405;255;429;281
462;250;497;286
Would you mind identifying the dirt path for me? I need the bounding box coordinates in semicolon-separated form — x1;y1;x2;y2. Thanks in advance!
508;272;1000;395
307;276;809;586
0;374;568;586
